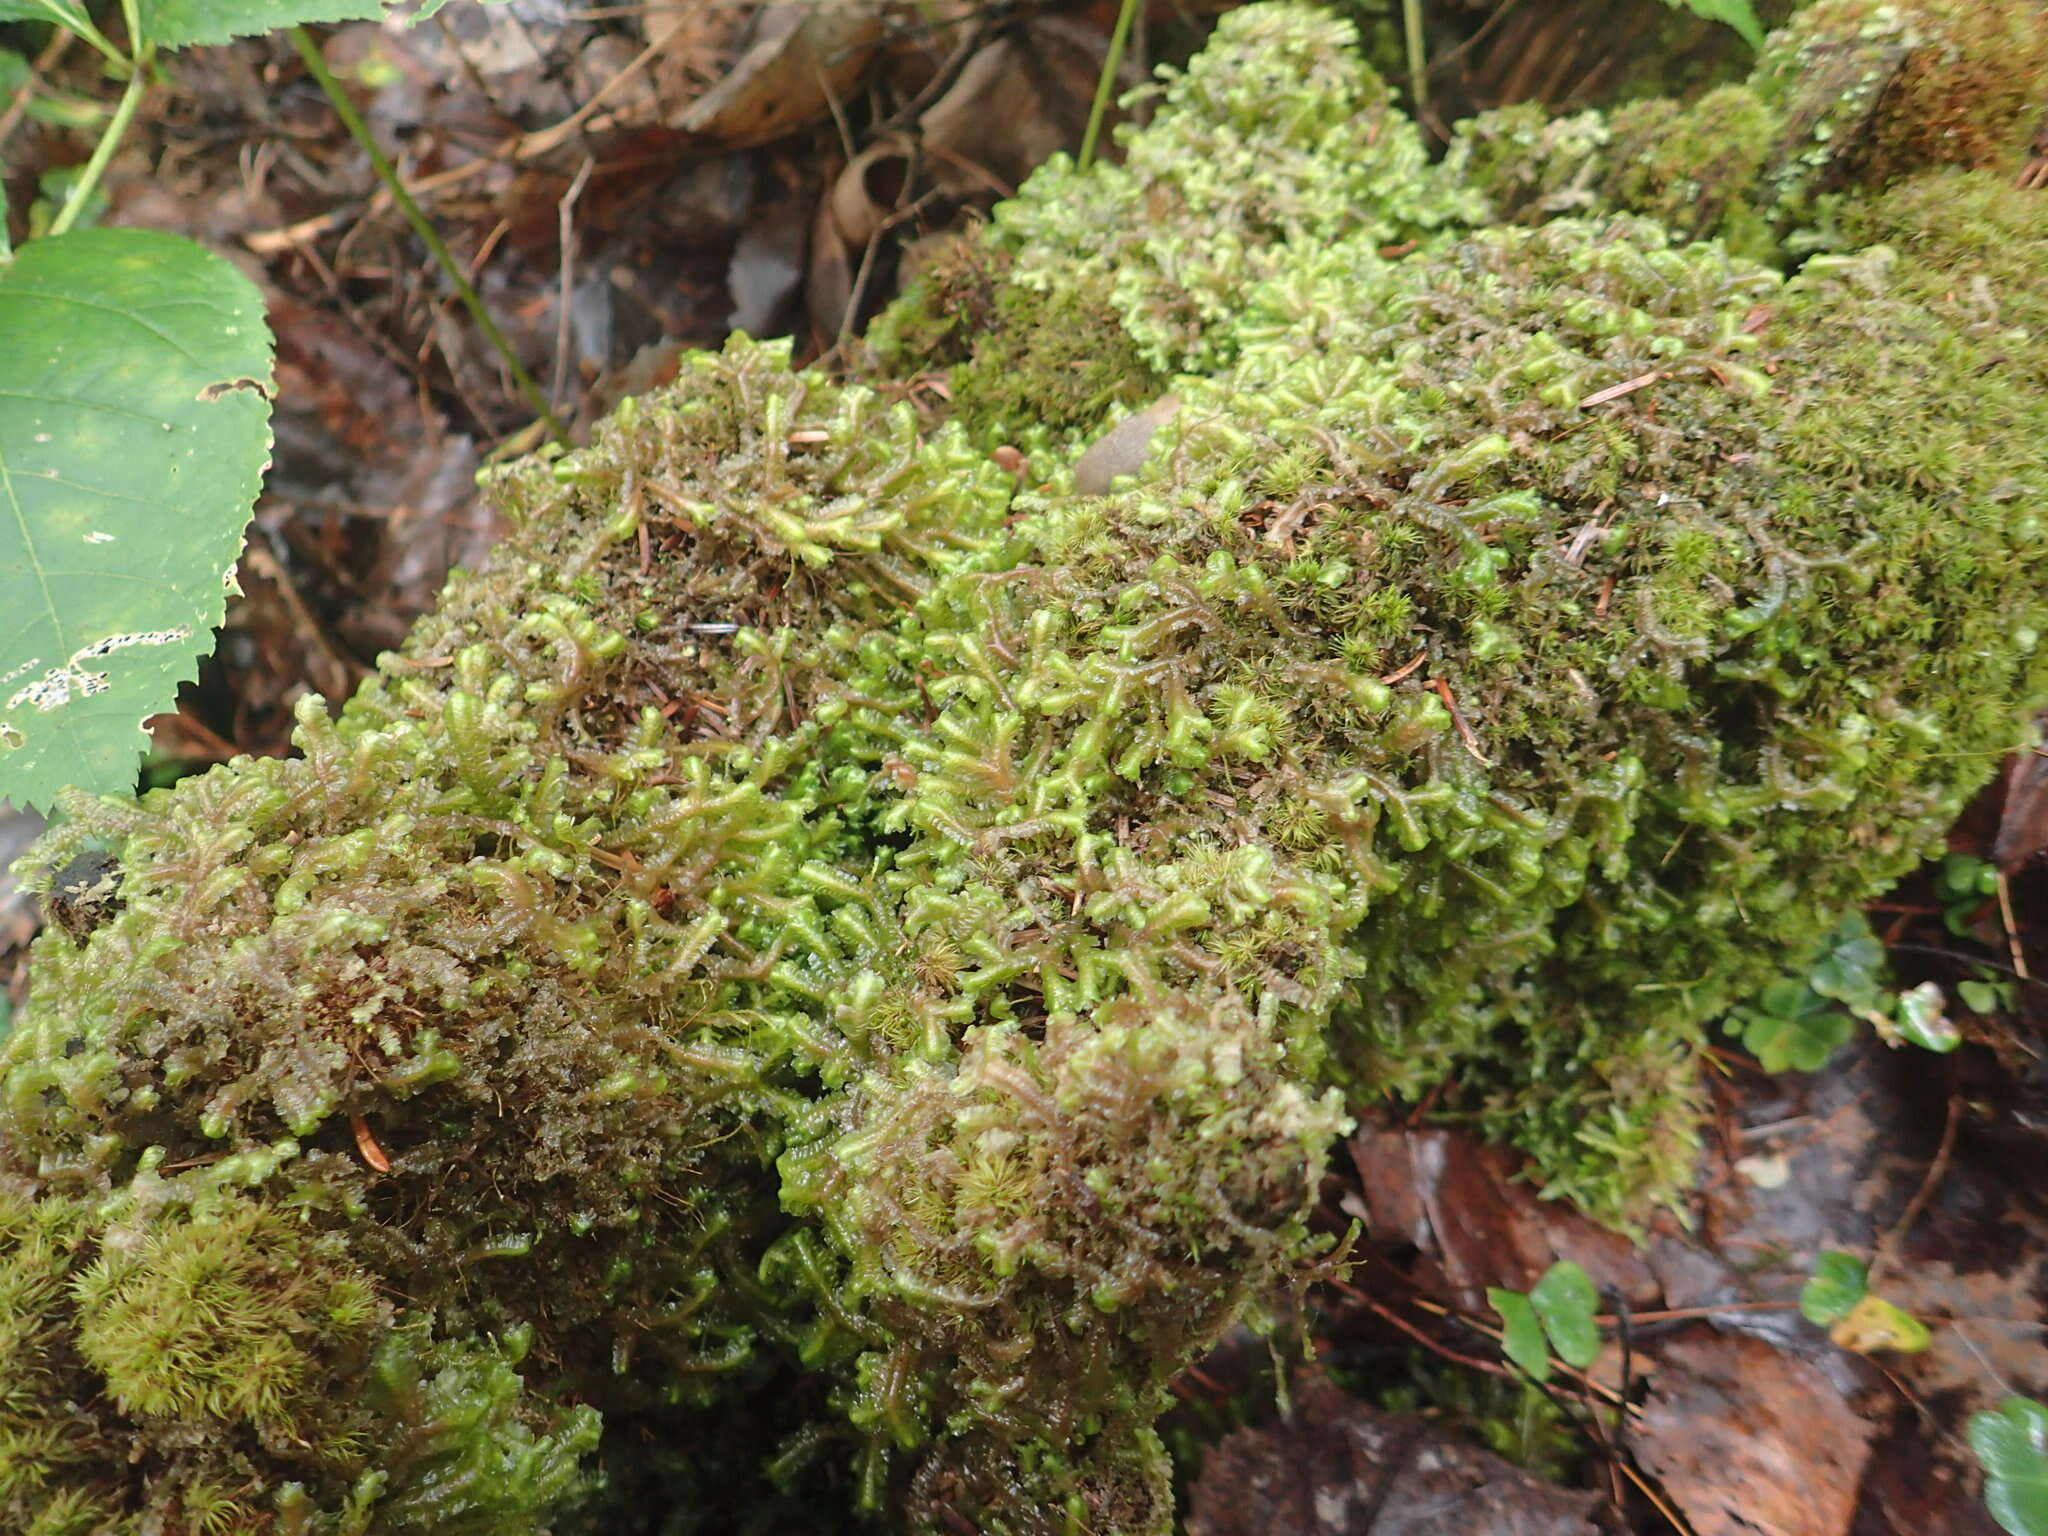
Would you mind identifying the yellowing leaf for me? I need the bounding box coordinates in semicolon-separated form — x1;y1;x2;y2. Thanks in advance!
1828;1293;1931;1355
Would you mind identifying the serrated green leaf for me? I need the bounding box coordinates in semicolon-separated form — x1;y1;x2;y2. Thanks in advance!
134;0;384;50
1972;1398;2048;1536
1664;0;1764;49
0;228;272;813
1798;1250;1869;1326
1529;1261;1601;1369
407;0;507;21
1489;1287;1552;1382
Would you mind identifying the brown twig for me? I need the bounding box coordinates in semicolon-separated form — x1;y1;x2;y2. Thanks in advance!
1379;648;1428;685
1331;1282;1521;1380
0;27;72;152
1579;370;1664;409
551;156;595;413
1996;868;2032;983
1619;1458;1700;1536
1870;1092;1961;1287
1429;676;1492;766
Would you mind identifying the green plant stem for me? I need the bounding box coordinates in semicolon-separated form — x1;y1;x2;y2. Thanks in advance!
48;47;147;237
1078;0;1141;172
31;0;123;72
288;27;565;444
1402;0;1429;114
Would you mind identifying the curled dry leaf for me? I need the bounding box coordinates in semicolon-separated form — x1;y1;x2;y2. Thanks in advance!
916;17;1115;200
671;0;889;148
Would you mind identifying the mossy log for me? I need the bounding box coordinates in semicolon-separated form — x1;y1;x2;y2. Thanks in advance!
4;5;2046;1532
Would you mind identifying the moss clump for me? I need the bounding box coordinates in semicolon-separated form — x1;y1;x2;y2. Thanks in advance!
1;328;1344;1530
874;2;1480;454
871;241;1166;445
1454;0;2048;259
0;1181;600;1535
3;6;2047;1531
876;178;2048;1209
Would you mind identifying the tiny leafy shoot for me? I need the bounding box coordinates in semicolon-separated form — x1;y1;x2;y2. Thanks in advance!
1798;1250;1870;1326
1799;1251;1930;1354
1492;1262;1602;1381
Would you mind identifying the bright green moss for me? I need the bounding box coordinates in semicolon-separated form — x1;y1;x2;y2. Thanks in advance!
983;5;1483;381
3;7;2047;1533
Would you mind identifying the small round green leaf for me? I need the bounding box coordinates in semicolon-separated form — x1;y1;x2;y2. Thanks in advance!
1488;1287;1552;1382
1959;978;2007;1016
1798;1250;1869;1327
1808;912;1886;1009
0;228;272;812
1529;1260;1601;1370
1892;981;1961;1054
1736;994;1855;1074
1971;1397;2048;1536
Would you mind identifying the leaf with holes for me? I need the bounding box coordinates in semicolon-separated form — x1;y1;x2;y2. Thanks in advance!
0;228;271;812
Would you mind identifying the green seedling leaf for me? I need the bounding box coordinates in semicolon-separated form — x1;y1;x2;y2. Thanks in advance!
1889;980;1961;1054
1808;911;1886;1010
1937;852;2000;904
1729;988;1855;1073
1489;1287;1552;1382
1528;1260;1601;1369
1798;1250;1869;1326
0;228;272;812
134;0;383;49
1972;1398;2048;1536
1959;978;2008;1016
